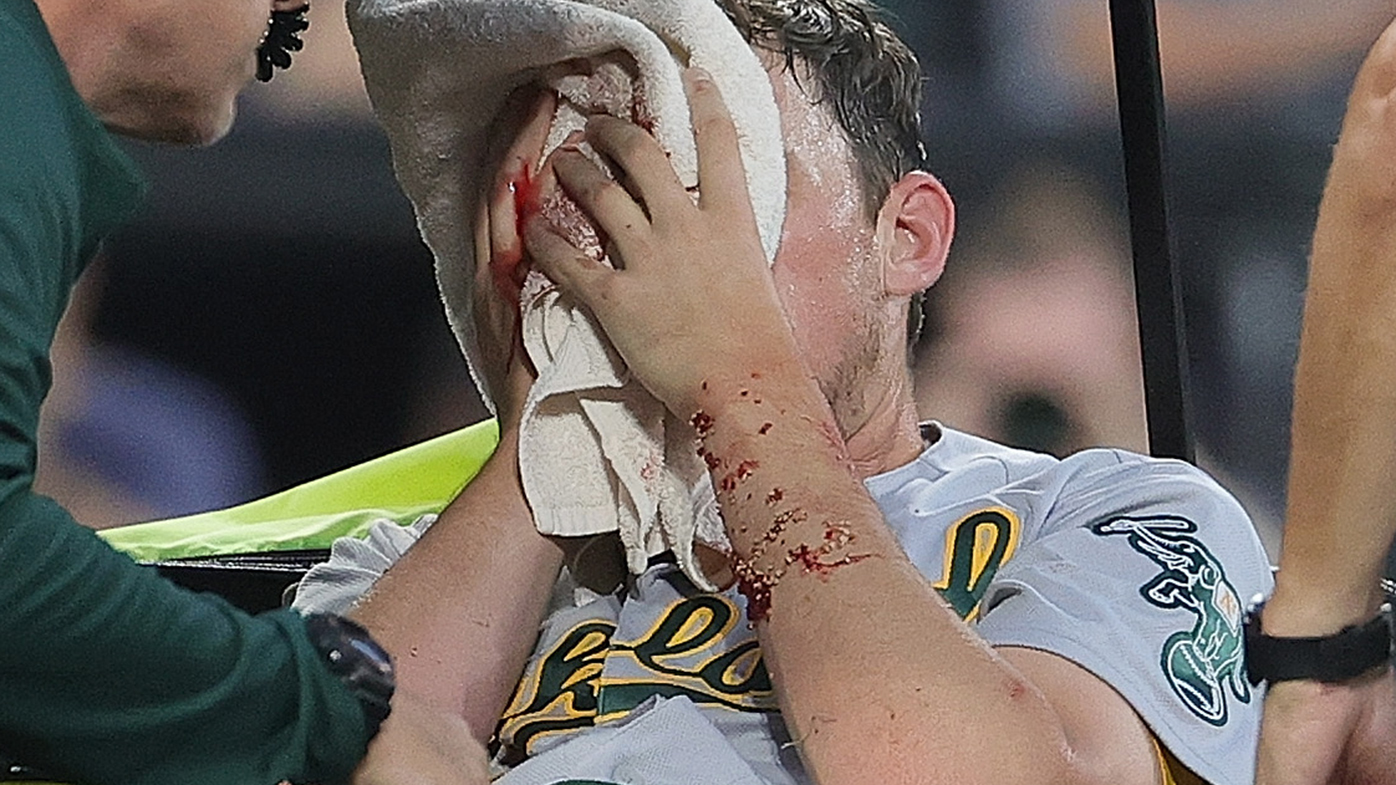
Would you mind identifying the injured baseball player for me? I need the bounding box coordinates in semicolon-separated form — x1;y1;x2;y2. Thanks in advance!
293;1;1273;783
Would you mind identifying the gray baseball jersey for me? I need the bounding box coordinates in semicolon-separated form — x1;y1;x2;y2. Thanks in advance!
295;424;1273;785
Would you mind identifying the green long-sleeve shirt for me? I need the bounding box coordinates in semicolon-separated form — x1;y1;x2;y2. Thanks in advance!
0;1;372;781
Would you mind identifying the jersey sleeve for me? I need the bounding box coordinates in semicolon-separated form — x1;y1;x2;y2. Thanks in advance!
974;451;1273;785
293;515;436;614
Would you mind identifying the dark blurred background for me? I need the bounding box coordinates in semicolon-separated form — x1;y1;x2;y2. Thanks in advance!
40;0;1396;564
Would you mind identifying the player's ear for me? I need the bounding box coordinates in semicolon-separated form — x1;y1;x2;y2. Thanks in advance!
876;171;954;297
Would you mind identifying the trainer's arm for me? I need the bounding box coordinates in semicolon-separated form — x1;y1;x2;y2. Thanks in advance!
1053;0;1391;108
1265;14;1396;638
0;21;372;776
1255;15;1396;785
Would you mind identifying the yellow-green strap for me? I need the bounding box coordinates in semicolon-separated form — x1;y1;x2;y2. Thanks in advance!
98;419;500;562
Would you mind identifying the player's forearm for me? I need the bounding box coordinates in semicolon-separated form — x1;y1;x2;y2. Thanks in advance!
350;428;563;741
695;378;1081;785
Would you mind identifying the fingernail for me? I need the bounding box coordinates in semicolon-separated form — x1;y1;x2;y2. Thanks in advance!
688;66;713;84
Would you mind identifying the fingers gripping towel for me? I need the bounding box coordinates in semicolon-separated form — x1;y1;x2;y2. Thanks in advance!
347;0;786;588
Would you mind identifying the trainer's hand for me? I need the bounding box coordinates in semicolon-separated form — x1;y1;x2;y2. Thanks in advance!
350;689;492;785
522;67;804;416
1256;669;1396;785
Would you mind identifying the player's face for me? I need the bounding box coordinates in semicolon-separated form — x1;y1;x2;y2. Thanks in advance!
100;0;290;144
764;63;889;428
474;58;891;429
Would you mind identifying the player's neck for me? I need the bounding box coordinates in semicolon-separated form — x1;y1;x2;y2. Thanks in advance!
840;369;925;479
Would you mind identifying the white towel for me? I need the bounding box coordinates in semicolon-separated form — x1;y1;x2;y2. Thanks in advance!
348;0;786;589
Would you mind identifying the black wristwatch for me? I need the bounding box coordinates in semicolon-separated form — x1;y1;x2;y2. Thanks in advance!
1244;595;1393;686
304;613;396;738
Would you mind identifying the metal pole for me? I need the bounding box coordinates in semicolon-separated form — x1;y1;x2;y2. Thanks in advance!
1108;0;1194;463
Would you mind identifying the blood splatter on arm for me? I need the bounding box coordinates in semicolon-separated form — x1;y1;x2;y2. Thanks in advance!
687;381;877;624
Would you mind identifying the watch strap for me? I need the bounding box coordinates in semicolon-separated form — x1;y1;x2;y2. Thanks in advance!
304;613;396;737
1245;599;1393;686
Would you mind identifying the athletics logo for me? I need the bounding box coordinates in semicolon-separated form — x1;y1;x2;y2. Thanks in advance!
1092;514;1250;726
496;595;775;758
934;507;1021;621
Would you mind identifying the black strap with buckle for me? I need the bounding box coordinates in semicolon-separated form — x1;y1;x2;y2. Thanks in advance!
1245;598;1394;686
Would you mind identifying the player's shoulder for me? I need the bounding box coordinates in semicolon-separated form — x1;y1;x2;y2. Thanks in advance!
868;423;1058;499
890;423;1227;501
1052;443;1250;529
878;424;1263;560
946;433;1271;785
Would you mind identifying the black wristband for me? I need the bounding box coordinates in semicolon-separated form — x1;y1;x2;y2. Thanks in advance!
1244;597;1393;686
304;613;396;739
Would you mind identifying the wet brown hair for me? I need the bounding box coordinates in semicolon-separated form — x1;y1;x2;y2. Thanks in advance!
715;0;927;217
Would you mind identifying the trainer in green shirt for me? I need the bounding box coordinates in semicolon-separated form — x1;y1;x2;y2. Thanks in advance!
0;0;487;782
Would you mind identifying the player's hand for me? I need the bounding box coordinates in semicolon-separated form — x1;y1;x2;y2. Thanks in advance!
349;689;492;785
1256;668;1396;785
471;88;557;429
522;67;804;417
